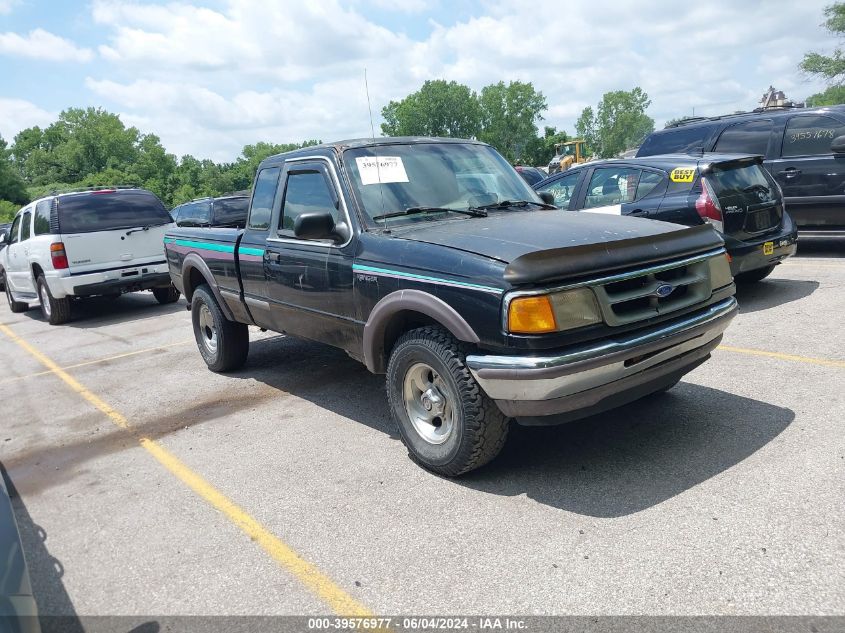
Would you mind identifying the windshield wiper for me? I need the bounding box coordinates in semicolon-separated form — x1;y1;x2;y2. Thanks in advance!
125;222;168;235
372;206;487;221
469;199;556;211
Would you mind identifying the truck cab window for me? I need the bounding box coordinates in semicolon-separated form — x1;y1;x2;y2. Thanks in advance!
279;170;338;234
248;167;281;230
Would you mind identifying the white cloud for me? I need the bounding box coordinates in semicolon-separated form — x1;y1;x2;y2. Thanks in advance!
0;28;94;62
0;98;55;141
18;0;832;160
0;0;20;15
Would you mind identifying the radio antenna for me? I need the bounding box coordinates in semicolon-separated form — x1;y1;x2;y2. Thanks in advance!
364;68;388;232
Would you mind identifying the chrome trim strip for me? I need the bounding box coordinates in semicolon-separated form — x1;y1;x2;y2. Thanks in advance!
476;296;736;373
244;296;270;310
501;247;726;332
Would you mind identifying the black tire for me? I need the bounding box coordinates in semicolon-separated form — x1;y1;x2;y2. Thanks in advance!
37;275;71;325
735;264;776;284
5;280;28;313
386;326;509;477
191;284;248;372
0;267;5;292
153;285;180;304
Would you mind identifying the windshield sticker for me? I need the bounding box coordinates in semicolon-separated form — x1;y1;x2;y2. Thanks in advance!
670;167;696;183
356;156;410;186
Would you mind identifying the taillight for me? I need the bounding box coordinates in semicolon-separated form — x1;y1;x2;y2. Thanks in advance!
695;177;724;233
50;242;69;269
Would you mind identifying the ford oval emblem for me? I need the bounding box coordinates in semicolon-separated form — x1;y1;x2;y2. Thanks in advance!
655;283;675;298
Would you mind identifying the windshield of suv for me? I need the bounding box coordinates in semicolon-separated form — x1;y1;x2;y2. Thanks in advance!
344;143;543;227
57;190;172;234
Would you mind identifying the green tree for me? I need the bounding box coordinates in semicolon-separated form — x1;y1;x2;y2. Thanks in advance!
576;87;654;158
802;2;845;84
520;126;569;167
0;134;29;216
806;84;845;105
478;81;547;162
381;80;481;138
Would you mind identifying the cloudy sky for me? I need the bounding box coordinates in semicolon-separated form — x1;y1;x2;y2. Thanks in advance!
0;0;835;162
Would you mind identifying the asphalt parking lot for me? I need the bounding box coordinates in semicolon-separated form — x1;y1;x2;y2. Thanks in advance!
0;241;843;624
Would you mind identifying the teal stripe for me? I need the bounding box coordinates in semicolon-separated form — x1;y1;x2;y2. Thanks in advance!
353;264;501;293
166;238;235;254
238;246;265;256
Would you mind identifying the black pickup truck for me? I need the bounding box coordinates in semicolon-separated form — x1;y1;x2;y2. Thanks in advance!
164;137;738;476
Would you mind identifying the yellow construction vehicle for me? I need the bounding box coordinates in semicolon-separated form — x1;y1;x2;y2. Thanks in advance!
548;139;587;174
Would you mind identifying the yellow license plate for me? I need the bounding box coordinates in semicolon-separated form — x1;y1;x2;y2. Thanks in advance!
763;241;774;255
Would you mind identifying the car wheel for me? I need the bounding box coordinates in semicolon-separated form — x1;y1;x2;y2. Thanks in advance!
0;267;5;292
153;285;180;304
735;264;776;283
37;275;71;325
191;284;248;372
386;326;509;477
5;280;29;313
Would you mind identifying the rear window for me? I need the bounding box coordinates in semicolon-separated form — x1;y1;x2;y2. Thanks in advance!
213;197;249;227
707;162;779;211
637;126;711;156
57;190;171;234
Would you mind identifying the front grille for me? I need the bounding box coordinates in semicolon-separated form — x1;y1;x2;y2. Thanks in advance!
592;258;712;326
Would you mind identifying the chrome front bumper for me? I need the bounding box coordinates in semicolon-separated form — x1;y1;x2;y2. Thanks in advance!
466;297;738;420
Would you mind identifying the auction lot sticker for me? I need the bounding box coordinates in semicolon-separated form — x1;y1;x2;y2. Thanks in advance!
356;156;410;185
670;167;696;183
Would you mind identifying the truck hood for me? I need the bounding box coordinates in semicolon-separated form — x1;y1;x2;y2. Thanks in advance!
393;211;723;285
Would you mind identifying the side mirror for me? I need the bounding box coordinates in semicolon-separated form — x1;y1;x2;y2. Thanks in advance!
294;211;343;242
831;135;845;154
538;191;555;206
0;231;6;246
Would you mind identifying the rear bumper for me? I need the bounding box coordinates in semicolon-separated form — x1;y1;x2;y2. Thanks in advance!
725;216;798;276
465;297;737;423
48;262;171;297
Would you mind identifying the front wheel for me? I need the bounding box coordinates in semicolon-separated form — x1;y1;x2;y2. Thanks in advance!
37;275;71;325
386;326;509;477
735;264;776;284
191;284;249;372
153;285;180;304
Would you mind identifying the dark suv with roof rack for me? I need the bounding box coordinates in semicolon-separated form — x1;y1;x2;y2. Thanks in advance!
637;105;845;237
170;192;250;228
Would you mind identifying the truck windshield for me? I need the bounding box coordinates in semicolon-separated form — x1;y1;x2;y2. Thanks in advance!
344;143;543;227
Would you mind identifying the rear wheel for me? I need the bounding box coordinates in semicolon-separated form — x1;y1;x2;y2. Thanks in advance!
386;326;509;477
37;275;71;325
735;264;776;283
153;285;180;304
191;284;248;372
0;267;5;292
5;280;28;313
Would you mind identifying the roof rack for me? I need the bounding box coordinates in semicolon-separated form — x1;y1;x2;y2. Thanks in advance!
751;104;806;112
48;184;140;196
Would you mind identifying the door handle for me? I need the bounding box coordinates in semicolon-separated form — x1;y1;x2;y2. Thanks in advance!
629;209;647;217
263;252;282;263
778;168;801;179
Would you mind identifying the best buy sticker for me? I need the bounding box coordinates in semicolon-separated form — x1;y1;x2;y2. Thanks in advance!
670;167;696;183
356;156;410;186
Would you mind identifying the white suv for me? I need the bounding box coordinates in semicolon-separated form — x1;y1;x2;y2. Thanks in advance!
0;188;179;325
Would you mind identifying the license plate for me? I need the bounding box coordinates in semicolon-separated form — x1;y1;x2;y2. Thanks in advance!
763;241;774;256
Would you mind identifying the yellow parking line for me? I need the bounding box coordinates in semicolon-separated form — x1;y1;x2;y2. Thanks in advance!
718;344;845;368
0;339;193;385
0;322;371;616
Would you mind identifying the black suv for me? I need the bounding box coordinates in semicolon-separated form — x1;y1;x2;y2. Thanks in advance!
637;105;845;236
534;153;797;282
170;193;250;228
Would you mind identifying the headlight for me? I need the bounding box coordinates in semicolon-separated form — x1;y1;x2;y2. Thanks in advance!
708;253;733;289
507;287;602;334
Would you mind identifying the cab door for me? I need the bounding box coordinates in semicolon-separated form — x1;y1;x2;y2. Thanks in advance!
6;209;35;295
262;158;357;350
768;113;845;230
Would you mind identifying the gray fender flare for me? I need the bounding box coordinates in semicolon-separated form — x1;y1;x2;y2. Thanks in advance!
363;289;480;373
181;253;236;321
